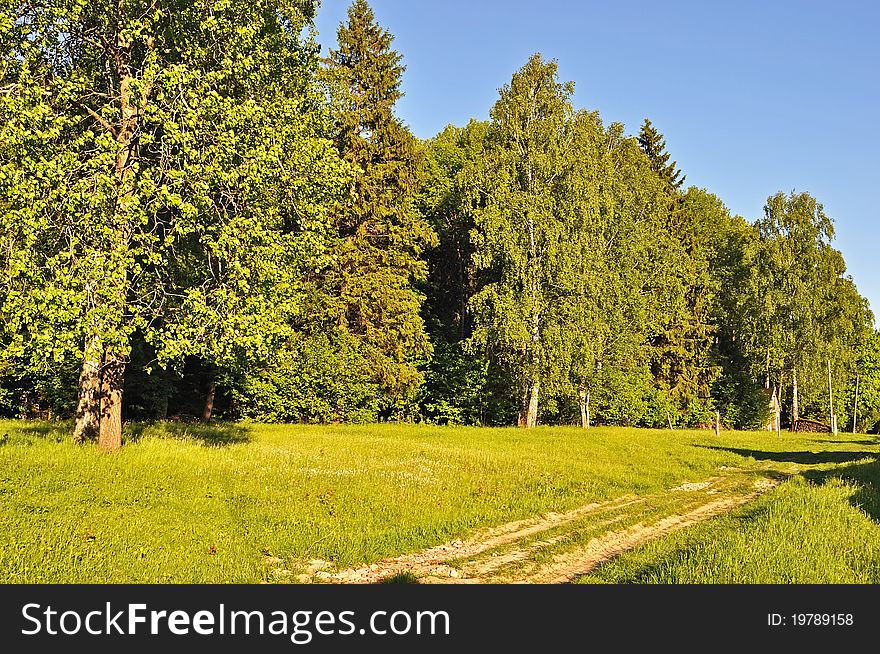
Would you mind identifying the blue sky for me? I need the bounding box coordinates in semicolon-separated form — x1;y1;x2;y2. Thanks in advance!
314;0;880;319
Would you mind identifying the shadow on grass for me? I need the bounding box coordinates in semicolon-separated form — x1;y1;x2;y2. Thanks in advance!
125;421;251;447
810;438;880;446
701;445;878;466
0;420;250;447
804;458;880;524
709;444;880;525
12;421;72;444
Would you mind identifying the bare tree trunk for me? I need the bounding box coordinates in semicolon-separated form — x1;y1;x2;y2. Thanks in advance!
770;384;780;433
202;381;216;423
517;384;528;427
578;385;589;429
827;359;834;431
73;336;102;443
586;392;590;429
778;371;785;430
852;374;860;434
98;349;125;451
524;381;539;428
791;369;799;430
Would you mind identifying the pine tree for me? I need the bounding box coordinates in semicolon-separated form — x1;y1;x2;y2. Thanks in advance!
638;118;685;190
324;0;437;403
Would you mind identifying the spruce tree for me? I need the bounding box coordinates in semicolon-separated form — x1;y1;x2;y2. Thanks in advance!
638;120;718;424
325;0;436;403
638;118;685;190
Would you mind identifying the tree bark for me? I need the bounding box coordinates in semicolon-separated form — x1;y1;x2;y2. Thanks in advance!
524;381;539;428
852;374;860;434
93;37;142;450
586;392;590;429
517;384;528;427
73;336;102;443
98;349;125;451
578;385;589;429
770;384;781;433
202;381;217;423
791;369;799;431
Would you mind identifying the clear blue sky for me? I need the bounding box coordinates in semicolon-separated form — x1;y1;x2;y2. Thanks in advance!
314;0;880;319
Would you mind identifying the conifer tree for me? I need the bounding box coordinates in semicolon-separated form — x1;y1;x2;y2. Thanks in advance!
324;0;436;402
638;118;685;190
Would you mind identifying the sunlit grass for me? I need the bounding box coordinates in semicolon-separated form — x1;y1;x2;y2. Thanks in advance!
1;420;877;583
578;461;880;584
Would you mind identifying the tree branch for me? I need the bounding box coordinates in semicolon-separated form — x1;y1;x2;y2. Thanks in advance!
78;102;119;138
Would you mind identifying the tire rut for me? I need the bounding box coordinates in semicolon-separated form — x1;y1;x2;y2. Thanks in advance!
300;472;781;584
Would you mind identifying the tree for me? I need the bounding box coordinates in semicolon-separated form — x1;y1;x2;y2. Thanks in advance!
559;115;676;429
850;330;880;433
649;188;736;424
637;118;685;190
703;203;771;429
468;54;580;428
0;0;348;449
739;191;870;428
419;120;494;424
323;0;436;407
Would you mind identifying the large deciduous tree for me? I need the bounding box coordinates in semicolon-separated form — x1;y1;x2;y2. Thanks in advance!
739;191;871;427
419;120;493;425
0;0;348;449
469;54;577;428
561;116;678;429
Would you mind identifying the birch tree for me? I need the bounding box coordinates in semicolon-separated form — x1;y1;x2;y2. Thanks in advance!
469;54;576;428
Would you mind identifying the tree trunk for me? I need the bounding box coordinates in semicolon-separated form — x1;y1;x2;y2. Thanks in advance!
586;392;590;429
524;381;539;428
791;369;799;431
827;359;835;431
98;349;125;451
770;384;781;433
202;381;217;423
73;336;102;443
852;374;860;434
94;47;142;450
578;385;589;429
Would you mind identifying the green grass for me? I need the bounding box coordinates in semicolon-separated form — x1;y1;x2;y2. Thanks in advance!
577;453;880;583
0;420;878;583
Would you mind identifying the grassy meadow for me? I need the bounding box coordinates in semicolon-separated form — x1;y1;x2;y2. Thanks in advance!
578;455;880;584
0;420;878;583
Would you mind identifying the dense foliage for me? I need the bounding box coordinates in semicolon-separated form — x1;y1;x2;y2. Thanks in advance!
1;1;876;439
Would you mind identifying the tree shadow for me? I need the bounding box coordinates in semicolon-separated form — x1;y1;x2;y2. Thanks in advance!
803;459;880;524
0;420;249;447
810;438;880;446
704;445;880;524
15;422;71;443
701;445;879;466
125;421;251;447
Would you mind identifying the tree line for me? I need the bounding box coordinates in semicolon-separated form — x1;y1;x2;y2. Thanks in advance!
1;0;878;449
